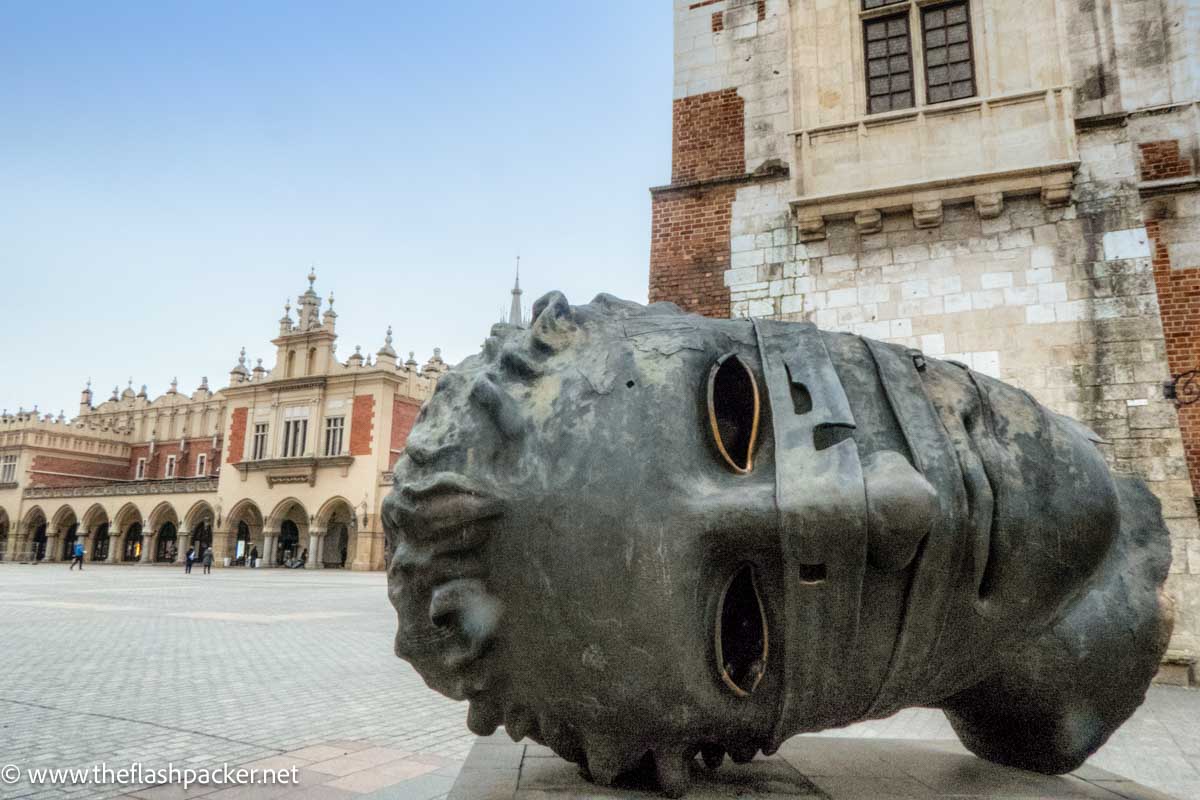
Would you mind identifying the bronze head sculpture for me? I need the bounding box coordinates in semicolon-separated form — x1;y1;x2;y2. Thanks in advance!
383;292;1174;797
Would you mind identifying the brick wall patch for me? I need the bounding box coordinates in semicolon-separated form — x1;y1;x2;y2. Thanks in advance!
1139;140;1193;182
1148;218;1200;496
389;397;421;470
649;88;748;318
29;455;128;489
672;89;745;185
227;407;248;465
650;185;737;318
350;395;376;456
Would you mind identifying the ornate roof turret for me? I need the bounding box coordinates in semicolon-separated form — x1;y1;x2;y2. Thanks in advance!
405;351;419;372
137;384;148;400
279;300;294;335
376;327;398;369
229;347;251;384
121;379;136;401
253;358;266;380
348;345;365;368
423;347;448;377
323;291;337;329
378;326;397;358
110;386;119;402
296;268;323;331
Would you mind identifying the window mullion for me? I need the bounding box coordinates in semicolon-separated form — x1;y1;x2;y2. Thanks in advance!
909;1;927;108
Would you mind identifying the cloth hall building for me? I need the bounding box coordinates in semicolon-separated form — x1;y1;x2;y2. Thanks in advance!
0;272;454;572
651;0;1200;670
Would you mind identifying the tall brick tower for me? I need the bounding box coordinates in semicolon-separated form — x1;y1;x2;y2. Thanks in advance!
650;0;1200;670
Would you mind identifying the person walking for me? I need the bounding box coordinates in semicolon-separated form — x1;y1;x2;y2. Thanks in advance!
69;540;85;571
249;545;259;569
202;545;214;575
184;546;194;574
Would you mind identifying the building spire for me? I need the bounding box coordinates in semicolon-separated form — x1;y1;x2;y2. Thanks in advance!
507;255;525;327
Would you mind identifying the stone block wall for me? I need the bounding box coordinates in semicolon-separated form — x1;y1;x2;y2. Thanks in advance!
720;128;1200;654
654;0;1200;657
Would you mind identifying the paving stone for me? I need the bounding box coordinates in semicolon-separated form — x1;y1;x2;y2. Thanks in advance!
2;565;1198;799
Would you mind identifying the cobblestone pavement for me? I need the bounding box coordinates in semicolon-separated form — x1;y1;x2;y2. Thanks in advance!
0;564;1196;800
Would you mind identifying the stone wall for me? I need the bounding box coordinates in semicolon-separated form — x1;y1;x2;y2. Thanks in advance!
721;130;1199;654
653;0;1200;657
648;0;793;316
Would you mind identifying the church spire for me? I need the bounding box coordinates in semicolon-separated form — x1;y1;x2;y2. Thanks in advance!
507;256;525;327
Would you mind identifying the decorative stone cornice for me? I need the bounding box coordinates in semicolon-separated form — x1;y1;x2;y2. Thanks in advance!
233;455;355;486
23;478;218;500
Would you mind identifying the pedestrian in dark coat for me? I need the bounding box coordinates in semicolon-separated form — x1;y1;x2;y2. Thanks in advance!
202;546;214;575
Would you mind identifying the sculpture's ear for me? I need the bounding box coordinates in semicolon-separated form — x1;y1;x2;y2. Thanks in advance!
530;291;577;353
707;353;761;474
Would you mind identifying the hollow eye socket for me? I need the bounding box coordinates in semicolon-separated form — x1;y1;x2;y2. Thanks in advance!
715;563;769;698
707;354;761;474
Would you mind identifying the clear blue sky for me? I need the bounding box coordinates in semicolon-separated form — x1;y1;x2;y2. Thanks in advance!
0;1;672;414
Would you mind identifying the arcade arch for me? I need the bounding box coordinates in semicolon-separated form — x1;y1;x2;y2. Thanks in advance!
266;498;309;567
148;502;180;563
224;500;262;566
52;505;79;561
83;504;111;562
184;500;217;563
22;506;48;562
114;503;144;563
316;496;356;569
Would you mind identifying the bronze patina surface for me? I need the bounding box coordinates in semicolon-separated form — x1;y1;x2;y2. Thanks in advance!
383;293;1174;797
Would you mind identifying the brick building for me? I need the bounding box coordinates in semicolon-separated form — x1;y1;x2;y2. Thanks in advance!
0;271;449;571
650;0;1200;667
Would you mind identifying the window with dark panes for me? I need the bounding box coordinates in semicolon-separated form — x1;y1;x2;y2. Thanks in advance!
865;14;913;114
922;2;975;104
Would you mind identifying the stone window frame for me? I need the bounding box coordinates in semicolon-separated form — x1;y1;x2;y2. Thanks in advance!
323;416;345;457
195;453;207;477
920;1;976;104
135;458;146;481
863;11;915;114
251;423;269;461
858;0;980;116
165;455;177;479
281;405;309;459
0;454;17;484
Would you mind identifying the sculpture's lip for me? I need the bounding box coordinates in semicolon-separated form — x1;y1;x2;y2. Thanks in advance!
398;472;503;533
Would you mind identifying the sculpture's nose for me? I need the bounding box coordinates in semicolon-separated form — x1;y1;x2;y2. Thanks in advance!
428;578;502;670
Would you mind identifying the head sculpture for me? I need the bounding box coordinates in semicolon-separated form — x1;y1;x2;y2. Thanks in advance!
383;292;1174;796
